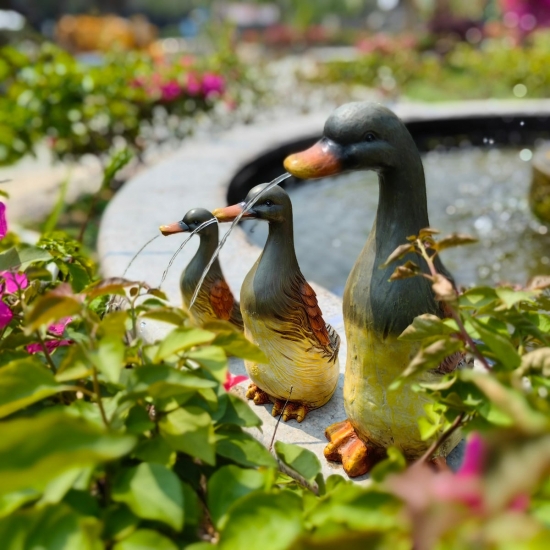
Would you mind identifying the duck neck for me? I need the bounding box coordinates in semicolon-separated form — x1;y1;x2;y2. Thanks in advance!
374;161;429;267
183;232;221;287
258;219;299;275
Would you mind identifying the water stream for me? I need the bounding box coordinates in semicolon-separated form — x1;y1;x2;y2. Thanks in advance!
244;147;550;295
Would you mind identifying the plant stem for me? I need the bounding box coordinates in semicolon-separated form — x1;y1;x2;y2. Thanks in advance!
92;367;110;427
36;331;57;373
269;385;293;452
418;412;465;464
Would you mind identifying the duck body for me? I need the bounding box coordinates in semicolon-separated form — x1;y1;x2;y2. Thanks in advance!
214;184;340;421
284;102;461;472
160;208;243;331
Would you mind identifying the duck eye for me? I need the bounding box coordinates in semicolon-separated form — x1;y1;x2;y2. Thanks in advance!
364;132;376;142
194;221;200;225
264;200;273;207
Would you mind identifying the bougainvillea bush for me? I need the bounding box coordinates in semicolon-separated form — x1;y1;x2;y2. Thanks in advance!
0;186;550;549
0;40;260;166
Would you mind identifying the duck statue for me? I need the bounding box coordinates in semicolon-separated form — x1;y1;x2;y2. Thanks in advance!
160;208;243;330
284;102;462;476
213;184;340;422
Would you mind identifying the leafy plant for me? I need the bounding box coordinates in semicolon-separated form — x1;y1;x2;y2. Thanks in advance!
0;40;262;166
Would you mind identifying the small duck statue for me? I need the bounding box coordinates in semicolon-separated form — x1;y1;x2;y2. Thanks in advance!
284;102;462;475
160;208;243;330
213;184;340;422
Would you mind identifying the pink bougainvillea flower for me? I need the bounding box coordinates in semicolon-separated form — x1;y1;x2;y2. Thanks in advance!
0;271;29;294
48;317;72;337
202;73;225;96
27;339;72;355
0;202;7;240
186;73;201;95
160;80;182;101
457;432;485;478
223;371;248;391
0;301;13;329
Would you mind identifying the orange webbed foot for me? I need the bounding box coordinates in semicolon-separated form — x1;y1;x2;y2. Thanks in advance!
245;383;271;405
324;420;382;477
272;400;309;423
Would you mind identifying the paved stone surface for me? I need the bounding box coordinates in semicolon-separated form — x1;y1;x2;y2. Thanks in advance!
98;99;550;480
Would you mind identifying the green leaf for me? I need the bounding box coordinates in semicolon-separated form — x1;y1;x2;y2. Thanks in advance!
155;327;215;361
140;308;186;326
495;287;537;309
274;441;321;483
207;465;269;528
90;336;124;384
0;504;103;550
25;286;82;333
0;358;67;418
66;263;90;292
99;310;128;338
0;411;136;495
132;437;174;465
215;426;277;468
459;286;498;310
112;529;178;550
0;246;52;271
182;481;201;527
186;346;227;383
469;317;520;370
369;447;406;482
55;345;93;382
112;463;184;531
219;492;303;550
160;406;216;465
103;504;139;542
125;366;216;399
125;405;155;434
215;393;262;427
212;331;268;363
397;337;463;383
399;313;458;341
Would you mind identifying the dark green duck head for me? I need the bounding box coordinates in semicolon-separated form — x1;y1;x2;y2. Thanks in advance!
213;183;292;225
284;102;422;179
159;208;218;241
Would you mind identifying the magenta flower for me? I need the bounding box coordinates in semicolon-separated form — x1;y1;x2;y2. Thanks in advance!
0;301;12;329
202;73;225;97
0;271;29;294
48;317;72;337
160;80;182;101
0;202;6;240
457;432;485;478
27;339;72;355
223;371;248;391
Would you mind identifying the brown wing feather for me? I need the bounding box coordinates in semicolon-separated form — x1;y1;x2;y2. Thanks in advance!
299;282;330;347
210;279;235;321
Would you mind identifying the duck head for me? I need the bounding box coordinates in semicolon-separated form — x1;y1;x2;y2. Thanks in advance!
159;208;217;236
284;102;418;178
213;184;291;224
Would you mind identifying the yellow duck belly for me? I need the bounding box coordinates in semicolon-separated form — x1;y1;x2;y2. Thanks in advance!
344;321;461;459
243;311;339;409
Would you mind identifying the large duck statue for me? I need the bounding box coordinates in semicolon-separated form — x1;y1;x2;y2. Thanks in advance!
284;102;462;476
160;208;243;331
213;184;340;422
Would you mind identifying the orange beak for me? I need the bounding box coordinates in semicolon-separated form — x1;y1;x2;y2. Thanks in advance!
159;220;189;236
284;140;342;179
212;202;256;223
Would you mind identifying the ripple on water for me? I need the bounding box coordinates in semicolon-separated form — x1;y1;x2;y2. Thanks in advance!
243;147;550;295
